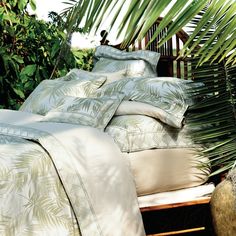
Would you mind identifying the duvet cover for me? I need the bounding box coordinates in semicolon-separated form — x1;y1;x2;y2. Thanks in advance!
0;110;145;236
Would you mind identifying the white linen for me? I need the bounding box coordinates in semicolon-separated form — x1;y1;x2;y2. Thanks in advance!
0;109;145;236
125;148;210;196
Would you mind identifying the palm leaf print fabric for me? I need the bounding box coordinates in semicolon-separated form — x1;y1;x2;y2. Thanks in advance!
0;135;81;236
20;77;106;115
0;110;145;236
42;94;124;130
94;77;190;128
92;45;160;77
105;115;195;152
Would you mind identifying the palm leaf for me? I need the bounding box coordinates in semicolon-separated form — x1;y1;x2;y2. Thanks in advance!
186;11;236;175
61;0;235;65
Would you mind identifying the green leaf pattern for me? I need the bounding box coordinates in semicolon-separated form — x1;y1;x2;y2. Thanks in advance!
92;46;159;77
19;77;106;115
0;135;81;236
105;115;195;152
94;77;192;127
42;95;124;130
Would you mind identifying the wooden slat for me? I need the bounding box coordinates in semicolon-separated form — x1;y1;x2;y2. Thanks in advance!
176;35;181;78
140;196;211;212
147;227;205;236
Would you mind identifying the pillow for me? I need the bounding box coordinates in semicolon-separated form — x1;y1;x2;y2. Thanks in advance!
94;70;127;85
42;95;124;130
147;77;205;106
129;77;189;127
92;45;160;77
19;77;106;115
57;68;127;85
94;77;137;99
115;101;183;128
94;77;189;128
105;115;194;152
56;68;107;81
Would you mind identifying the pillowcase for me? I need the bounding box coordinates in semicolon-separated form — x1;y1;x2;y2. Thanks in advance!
115;101;183;128
94;77;189;128
56;68;107;82
92;45;160;77
105;115;194;152
19;77;106;115
94;70;127;85
148;77;205;106
57;68;127;85
42;95;124;130
129;77;189;127
94;77;137;99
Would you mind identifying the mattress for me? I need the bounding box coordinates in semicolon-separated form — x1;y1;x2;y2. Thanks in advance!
124;148;210;196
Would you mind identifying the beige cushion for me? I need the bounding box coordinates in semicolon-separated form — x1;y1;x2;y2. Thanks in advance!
125;148;210;196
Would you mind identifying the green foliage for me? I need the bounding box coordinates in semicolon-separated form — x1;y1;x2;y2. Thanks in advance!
0;0;77;109
72;48;95;71
63;0;236;65
186;10;236;175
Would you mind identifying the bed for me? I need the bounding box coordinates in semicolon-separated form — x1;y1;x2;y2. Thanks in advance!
99;19;210;197
0;19;209;236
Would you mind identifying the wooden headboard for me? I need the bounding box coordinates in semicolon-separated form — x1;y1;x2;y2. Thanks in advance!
100;18;191;80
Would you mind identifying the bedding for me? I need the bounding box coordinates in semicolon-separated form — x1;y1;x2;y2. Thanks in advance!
0;109;145;236
19;77;106;115
146;77;205;106
105;115;195;153
58;68;127;85
92;45;160;77
56;68;107;82
124;148;210;196
94;77;191;128
129;77;190;127
42;94;124;130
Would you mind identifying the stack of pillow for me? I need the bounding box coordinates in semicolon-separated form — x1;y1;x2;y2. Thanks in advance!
19;45;203;147
19;45;208;196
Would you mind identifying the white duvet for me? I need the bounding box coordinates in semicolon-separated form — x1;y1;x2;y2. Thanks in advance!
0;109;145;236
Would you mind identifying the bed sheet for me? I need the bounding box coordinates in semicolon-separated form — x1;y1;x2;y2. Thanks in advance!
124;148;210;196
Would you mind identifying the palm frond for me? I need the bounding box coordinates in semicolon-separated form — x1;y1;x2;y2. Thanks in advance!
186;10;236;175
61;0;235;65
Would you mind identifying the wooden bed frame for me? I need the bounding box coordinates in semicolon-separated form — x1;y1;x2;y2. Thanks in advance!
100;18;215;235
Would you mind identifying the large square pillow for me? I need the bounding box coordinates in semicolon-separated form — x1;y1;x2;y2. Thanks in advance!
146;77;205;106
42;95;124;130
92;45;160;77
105;115;194;152
20;77;106;115
56;68;106;81
57;68;127;85
128;77;189;127
94;77;137;99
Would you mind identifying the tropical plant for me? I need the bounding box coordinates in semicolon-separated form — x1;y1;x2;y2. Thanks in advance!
0;0;78;109
186;9;236;176
72;48;95;71
61;0;236;175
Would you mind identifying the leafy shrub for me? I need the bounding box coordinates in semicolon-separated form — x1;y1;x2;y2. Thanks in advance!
72;48;95;71
0;0;94;110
